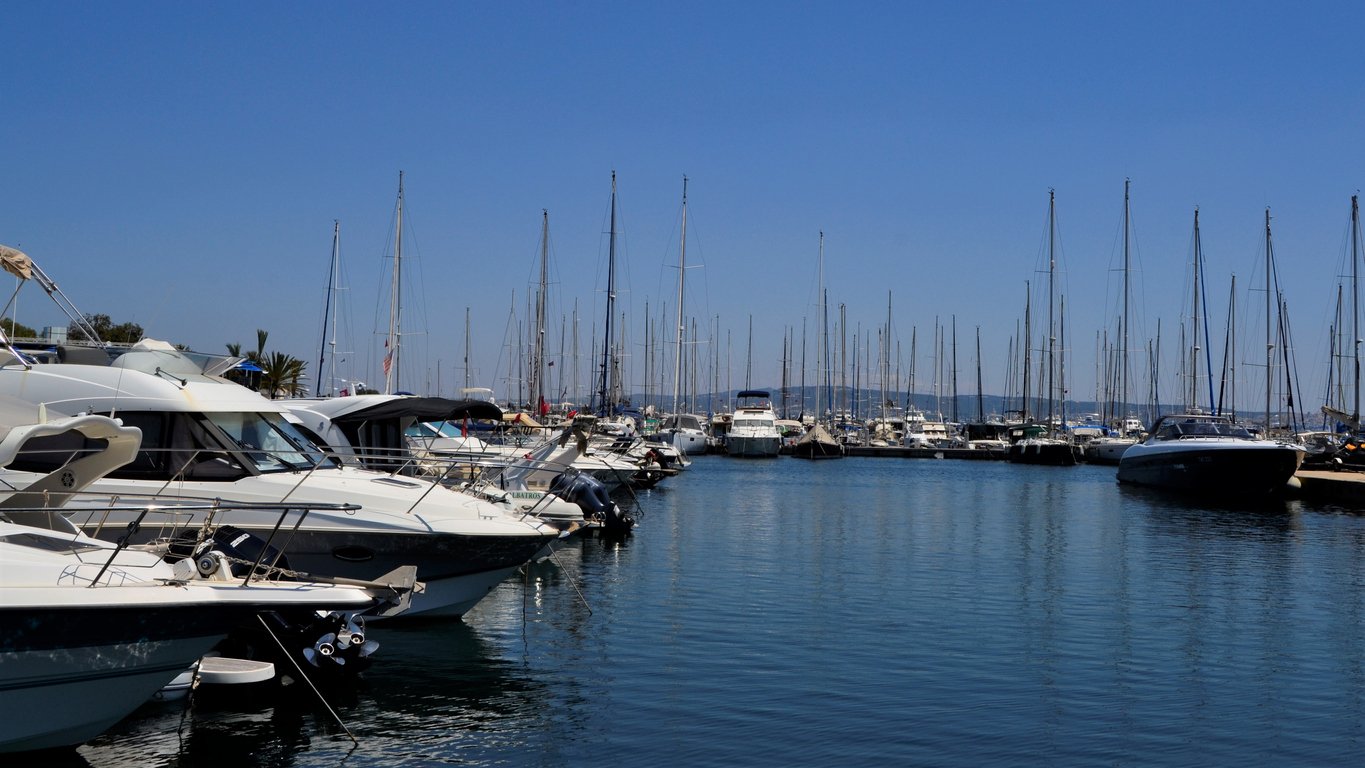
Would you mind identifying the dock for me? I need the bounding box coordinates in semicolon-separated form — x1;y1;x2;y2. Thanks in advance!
1292;469;1365;503
842;445;1007;460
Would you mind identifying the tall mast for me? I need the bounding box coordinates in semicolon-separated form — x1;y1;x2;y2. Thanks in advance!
1190;208;1203;411
463;306;471;390
596;172;617;414
385;171;404;394
1022;281;1031;422
976;326;984;422
1265;208;1273;430
1121;178;1131;423
672;176;688;416
318;220;340;397
745;315;753;390
883;291;892;424
1353;195;1361;428
1047;189;1057;430
532;209;549;414
816;231;826;425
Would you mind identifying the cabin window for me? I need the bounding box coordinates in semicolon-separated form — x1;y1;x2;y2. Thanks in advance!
203;412;332;473
95;411;249;481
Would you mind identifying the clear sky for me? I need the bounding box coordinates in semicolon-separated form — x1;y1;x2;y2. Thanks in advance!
5;1;1365;419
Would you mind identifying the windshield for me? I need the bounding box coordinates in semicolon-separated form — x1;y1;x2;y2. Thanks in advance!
205;412;334;472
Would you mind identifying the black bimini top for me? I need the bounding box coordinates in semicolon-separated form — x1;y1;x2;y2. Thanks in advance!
329;396;504;426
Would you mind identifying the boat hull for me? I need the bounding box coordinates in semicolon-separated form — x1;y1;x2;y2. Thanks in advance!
77;519;554;619
1;582;373;753
1085;438;1136;465
1007;440;1081;466
0;604;249;752
726;435;782;458
790;439;844;459
667;429;709;456
1116;443;1303;495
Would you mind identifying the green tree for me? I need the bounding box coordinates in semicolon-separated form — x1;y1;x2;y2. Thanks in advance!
69;314;144;344
226;342;242;357
1;317;38;339
259;351;307;399
251;329;269;363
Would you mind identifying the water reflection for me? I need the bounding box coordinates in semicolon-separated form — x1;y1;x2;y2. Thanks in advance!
76;617;557;767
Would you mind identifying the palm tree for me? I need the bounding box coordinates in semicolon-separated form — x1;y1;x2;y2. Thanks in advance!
226;342;242;357
259;351;307;399
250;329;268;365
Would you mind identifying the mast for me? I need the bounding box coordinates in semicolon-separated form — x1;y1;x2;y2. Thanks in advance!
1022;281;1031;422
951;315;958;424
317;220;340;397
883;292;892;426
1120;178;1131;424
975;326;984;422
672;176;688;416
596;172;618;414
1190;208;1204;412
532;209;549;415
1265;208;1274;431
745;315;753;390
385;171;404;394
1354;195;1361;428
816;232;826;426
1047;189;1057;431
463;306;471;390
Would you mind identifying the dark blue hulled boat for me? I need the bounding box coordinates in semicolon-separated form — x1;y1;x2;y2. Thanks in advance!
1116;413;1305;495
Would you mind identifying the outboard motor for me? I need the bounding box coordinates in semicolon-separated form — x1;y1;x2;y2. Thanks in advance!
168;524;291;579
549;470;635;532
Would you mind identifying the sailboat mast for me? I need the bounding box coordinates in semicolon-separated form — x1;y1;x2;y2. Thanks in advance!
672;176;688;416
1190;208;1203;412
384;172;405;394
816;232;825;425
1354;195;1361;427
1047;189;1057;430
882;292;891;424
1121;178;1130;423
318;220;340;397
597;172;617;414
1265;208;1273;431
976;326;984;422
745;315;753;390
1228;275;1237;419
532;209;549;414
1022;281;1031;422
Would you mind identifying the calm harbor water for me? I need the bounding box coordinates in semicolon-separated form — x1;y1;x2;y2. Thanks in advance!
53;456;1365;767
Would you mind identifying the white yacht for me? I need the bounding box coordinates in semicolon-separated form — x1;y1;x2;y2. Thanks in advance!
657;412;709;455
725;391;782;457
281;393;594;532
0;340;558;619
0;409;395;754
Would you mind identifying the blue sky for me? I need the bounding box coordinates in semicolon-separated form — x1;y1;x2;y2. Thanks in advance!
5;2;1365;418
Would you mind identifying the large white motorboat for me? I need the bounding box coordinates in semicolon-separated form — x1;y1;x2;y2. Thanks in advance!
1116;412;1305;495
282;392;514;477
657;412;710;455
0;340;558;618
1085;417;1145;465
281;393;611;533
0;408;398;754
725;391;783;458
